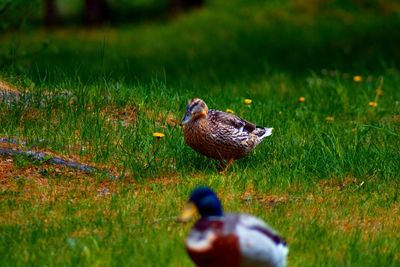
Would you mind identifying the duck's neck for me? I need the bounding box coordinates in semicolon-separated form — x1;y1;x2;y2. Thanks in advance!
188;115;208;131
201;210;223;218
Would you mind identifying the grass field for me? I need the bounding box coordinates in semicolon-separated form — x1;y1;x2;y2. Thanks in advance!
1;1;400;266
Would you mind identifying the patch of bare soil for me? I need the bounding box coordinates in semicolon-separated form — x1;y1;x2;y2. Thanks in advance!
0;79;20;95
0;156;131;207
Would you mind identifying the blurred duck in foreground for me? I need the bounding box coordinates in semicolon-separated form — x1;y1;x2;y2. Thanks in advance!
180;186;288;267
181;98;272;171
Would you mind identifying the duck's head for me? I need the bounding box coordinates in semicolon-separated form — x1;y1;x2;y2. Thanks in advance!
180;186;223;222
181;98;209;126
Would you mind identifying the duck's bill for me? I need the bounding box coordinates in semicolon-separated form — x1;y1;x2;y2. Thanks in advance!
178;202;197;222
180;112;192;126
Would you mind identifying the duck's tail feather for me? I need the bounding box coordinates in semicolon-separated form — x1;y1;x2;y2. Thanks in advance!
255;127;273;139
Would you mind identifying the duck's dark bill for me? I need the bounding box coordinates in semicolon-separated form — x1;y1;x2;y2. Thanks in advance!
181;112;192;126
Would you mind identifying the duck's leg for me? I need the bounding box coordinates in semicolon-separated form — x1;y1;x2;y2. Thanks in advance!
218;160;226;173
218;158;234;175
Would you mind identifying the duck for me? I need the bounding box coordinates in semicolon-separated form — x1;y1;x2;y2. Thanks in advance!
180;98;273;168
180;186;288;267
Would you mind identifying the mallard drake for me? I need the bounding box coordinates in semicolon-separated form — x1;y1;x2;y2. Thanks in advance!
180;186;288;267
181;98;272;164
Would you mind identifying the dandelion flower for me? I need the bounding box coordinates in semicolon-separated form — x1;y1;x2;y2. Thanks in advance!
368;101;378;107
153;132;165;138
226;109;235;114
325;116;334;122
298;97;305;103
353;75;362;83
244;99;252;105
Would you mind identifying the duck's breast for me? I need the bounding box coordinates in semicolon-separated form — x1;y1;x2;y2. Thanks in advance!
186;219;242;267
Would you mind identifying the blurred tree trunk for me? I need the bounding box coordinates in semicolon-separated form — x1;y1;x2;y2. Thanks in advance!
169;0;204;15
84;0;109;25
43;0;58;27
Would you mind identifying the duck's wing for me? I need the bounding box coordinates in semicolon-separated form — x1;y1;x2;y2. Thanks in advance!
233;214;288;267
208;110;256;133
237;214;286;246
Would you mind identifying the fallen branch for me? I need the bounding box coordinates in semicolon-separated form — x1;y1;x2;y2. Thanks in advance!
0;82;114;177
0;83;20;104
0;147;96;173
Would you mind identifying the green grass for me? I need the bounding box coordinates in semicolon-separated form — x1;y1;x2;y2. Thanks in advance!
1;1;400;266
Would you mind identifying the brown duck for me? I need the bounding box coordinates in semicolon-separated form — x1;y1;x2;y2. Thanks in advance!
181;98;273;168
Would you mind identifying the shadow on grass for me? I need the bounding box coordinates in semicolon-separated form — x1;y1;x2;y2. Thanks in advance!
1;9;400;87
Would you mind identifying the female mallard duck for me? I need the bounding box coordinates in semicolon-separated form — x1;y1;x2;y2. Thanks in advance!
180;186;288;267
181;98;273;165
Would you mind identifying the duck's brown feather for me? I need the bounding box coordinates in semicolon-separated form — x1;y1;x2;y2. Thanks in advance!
208;110;257;133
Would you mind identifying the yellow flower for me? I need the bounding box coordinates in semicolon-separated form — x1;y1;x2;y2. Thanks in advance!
153;132;165;138
298;97;305;103
225;108;235;114
353;75;362;82
325;116;334;122
244;99;252;105
368;101;378;107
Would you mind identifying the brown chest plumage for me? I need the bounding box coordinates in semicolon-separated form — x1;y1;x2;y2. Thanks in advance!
187;234;241;267
186;219;242;267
